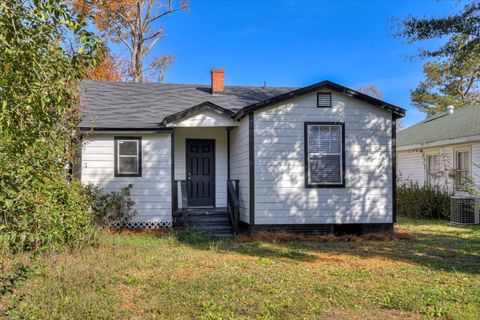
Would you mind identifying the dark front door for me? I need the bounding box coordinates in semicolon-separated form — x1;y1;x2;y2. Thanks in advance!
186;139;215;207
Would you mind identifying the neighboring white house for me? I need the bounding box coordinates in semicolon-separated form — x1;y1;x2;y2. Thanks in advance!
397;105;480;193
78;69;405;235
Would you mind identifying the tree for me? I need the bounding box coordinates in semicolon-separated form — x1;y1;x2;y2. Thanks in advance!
86;46;123;81
72;0;188;82
398;2;479;60
411;57;480;115
357;85;383;99
396;1;480;114
0;0;100;251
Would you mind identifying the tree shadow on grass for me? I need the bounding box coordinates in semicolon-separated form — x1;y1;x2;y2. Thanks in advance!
173;229;317;262
173;224;480;274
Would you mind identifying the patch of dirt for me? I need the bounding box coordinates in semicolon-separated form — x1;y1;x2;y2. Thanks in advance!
237;230;414;243
322;308;421;320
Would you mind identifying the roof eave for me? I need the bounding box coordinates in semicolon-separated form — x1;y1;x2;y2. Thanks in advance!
398;134;480;151
233;80;405;120
79;127;173;134
162;101;236;125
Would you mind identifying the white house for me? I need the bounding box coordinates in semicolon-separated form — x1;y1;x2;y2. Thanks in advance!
77;69;405;235
397;105;480;192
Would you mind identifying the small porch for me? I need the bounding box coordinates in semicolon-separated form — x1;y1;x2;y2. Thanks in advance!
166;105;241;236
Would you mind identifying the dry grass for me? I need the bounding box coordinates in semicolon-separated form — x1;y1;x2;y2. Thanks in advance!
1;218;479;319
237;228;415;243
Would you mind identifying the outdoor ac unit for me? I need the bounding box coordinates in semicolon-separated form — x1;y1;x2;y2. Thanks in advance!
450;195;480;225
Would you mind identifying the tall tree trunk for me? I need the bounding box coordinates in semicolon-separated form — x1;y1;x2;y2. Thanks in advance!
133;44;143;82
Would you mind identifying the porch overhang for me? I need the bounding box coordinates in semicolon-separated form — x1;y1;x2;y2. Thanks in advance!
163;101;238;127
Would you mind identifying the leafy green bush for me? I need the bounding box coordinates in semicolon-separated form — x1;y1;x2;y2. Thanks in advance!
0;1;101;252
0;176;96;252
84;184;137;229
397;182;451;220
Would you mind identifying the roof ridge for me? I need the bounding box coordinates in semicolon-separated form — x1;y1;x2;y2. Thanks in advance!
81;79;298;89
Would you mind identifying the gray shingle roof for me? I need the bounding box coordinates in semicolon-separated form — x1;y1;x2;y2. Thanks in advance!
397;105;480;147
79;80;297;129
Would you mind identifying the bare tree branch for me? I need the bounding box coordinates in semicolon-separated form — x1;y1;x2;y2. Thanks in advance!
118;36;133;55
145;37;161;54
147;7;183;25
144;29;163;41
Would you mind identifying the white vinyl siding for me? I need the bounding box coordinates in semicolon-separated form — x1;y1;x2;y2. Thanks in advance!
253;90;393;225
81;134;172;225
397;151;426;186
229;117;250;223
398;143;480;192
174;127;228;208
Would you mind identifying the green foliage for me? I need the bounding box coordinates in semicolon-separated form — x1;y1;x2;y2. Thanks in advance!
397;182;452;220
175;228;211;244
396;1;480;115
0;0;101;252
411;44;480;115
397;1;479;60
0;179;97;252
84;184;137;229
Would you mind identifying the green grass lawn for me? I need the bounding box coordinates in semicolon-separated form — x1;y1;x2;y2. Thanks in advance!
2;218;479;319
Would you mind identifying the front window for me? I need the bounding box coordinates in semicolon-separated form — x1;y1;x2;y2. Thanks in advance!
426;154;439;187
455;150;471;191
115;137;142;177
305;123;344;187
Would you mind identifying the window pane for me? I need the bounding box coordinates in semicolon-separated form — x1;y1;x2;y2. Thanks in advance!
330;126;341;153
119;140;138;156
428;155;438;172
310;155;341;184
308;125;341;154
119;157;138;174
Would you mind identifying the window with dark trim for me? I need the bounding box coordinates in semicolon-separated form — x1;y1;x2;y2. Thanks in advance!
114;137;142;177
454;149;471;191
304;122;345;188
317;92;332;107
425;154;439;187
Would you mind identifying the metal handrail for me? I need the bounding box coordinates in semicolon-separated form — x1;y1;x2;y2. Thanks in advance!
174;180;188;227
227;180;240;235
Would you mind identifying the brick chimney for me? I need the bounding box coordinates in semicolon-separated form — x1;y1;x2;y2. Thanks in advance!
211;68;224;93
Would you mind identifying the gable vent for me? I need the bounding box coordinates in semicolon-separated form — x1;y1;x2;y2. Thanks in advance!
317;92;332;108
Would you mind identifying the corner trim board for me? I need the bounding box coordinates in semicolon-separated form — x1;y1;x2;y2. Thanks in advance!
392;115;397;223
171;131;175;218
249;113;255;225
227;127;231;180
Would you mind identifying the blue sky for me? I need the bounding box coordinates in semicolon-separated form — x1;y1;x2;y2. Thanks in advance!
111;0;465;127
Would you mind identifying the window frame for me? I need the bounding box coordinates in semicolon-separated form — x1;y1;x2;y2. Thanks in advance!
114;137;142;177
317;92;332;108
425;152;439;188
304;122;345;188
453;147;471;191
